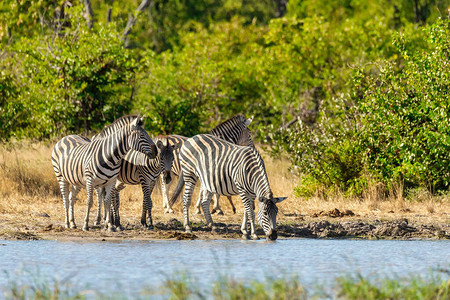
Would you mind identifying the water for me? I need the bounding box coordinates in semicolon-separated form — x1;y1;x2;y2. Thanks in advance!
0;239;449;297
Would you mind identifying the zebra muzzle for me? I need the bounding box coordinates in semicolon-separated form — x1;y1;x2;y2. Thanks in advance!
267;229;278;241
164;171;172;184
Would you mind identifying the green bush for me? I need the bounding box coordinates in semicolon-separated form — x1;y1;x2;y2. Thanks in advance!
270;18;449;196
2;6;136;140
355;19;450;192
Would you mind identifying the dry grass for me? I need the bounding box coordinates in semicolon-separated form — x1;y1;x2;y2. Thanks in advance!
0;141;448;231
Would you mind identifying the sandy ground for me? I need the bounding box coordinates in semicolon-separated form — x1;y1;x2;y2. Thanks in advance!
1;197;449;242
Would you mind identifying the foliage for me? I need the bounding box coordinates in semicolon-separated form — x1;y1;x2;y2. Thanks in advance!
270;18;449;195
4;269;449;299
0;0;63;42
337;273;450;300
1;0;449;195
1;5;136;140
212;276;306;300
355;19;450;192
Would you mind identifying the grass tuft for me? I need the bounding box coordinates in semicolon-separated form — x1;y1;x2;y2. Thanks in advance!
337;272;450;300
3;270;448;300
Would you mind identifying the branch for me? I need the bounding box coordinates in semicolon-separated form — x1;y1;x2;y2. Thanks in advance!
107;0;114;23
122;0;151;39
83;0;94;29
281;117;299;130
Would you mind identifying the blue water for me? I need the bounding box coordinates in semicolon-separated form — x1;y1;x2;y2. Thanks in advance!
0;239;449;297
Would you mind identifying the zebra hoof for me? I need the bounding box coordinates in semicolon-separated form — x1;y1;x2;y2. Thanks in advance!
116;225;124;232
94;221;101;226
106;225;116;232
251;234;260;240
70;223;77;229
241;234;250;240
146;225;154;230
82;225;89;231
217;211;224;216
185;227;192;234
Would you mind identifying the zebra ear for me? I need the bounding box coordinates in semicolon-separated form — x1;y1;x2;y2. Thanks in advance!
173;142;182;151
244;116;253;127
132;115;143;127
137;115;145;127
272;197;287;204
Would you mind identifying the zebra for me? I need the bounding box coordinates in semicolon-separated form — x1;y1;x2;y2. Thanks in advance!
163;114;253;214
169;134;287;240
160;135;188;213
97;136;179;230
51;115;157;231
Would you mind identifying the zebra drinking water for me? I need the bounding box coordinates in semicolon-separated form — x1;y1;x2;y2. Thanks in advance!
169;134;287;240
163;114;253;214
51;115;157;231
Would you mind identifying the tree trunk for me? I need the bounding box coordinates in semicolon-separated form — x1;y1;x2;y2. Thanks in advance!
83;0;94;29
107;0;114;23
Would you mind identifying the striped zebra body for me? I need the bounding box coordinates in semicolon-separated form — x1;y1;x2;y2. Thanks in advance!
163;114;253;214
51;116;156;231
173;134;286;240
104;136;177;230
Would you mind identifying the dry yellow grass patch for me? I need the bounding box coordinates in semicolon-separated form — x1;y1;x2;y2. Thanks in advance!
0;141;448;231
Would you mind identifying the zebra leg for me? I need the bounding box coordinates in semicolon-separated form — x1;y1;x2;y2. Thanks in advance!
103;181;117;232
140;179;156;230
58;180;70;229
183;178;197;233
228;196;236;214
211;194;224;215
195;188;203;215
240;208;249;240
241;195;259;240
111;182;125;231
247;199;259;240
162;174;175;214
201;191;215;231
94;188;104;226
82;179;95;231
68;185;81;229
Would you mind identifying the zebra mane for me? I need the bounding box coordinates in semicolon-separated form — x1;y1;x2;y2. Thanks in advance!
210;114;246;133
95;115;139;139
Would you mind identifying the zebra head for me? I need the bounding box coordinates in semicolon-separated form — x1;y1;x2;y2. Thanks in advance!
210;114;254;147
156;138;180;184
236;127;254;147
257;196;287;241
128;116;158;159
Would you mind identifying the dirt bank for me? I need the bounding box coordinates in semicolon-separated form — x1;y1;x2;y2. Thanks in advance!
1;208;448;242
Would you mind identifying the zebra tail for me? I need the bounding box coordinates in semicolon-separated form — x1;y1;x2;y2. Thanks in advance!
168;173;185;208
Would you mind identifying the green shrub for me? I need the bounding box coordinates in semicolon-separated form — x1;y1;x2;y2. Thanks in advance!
337;274;450;300
3;6;137;140
355;18;450;192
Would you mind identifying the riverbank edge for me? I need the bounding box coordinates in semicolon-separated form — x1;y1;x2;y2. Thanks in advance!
0;216;448;242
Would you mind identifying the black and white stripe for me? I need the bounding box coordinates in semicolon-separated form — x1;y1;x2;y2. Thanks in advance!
51;116;156;231
170;134;287;240
103;136;178;230
164;114;253;213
